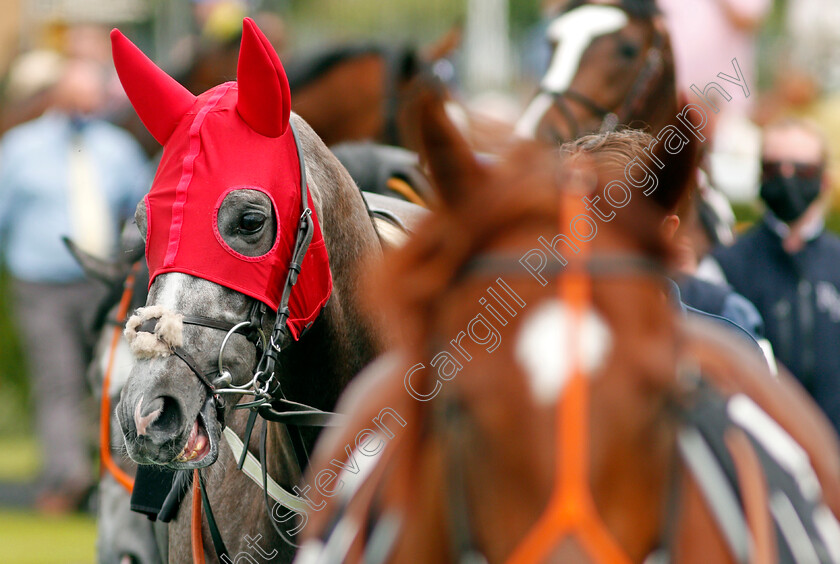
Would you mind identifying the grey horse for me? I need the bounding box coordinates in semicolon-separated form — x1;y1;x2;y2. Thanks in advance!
110;17;428;561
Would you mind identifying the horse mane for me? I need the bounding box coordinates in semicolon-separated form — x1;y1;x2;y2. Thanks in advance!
284;43;418;92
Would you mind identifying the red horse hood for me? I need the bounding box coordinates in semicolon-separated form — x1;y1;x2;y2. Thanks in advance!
112;18;331;339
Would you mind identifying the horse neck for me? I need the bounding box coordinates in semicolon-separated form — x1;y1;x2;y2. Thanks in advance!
281;116;383;412
627;25;678;133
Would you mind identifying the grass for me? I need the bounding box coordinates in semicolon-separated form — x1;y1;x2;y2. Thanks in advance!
0;436;95;563
0;435;39;482
0;509;96;564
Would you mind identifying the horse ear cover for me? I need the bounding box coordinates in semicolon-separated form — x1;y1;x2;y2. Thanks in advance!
236;17;291;138
110;19;331;340
110;29;196;145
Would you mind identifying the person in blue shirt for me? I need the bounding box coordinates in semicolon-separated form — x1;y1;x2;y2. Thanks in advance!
711;118;840;438
0;56;150;513
558;129;766;358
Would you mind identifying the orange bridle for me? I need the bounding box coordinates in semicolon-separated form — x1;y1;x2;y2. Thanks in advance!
505;193;633;564
99;264;139;493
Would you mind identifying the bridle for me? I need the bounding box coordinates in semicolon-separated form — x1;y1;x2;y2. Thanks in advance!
436;195;681;564
136;119;342;434
538;3;667;140
134;120;341;559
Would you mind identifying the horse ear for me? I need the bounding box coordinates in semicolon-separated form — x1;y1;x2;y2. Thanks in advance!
408;80;484;208
236;17;291;138
62;236;127;286
420;23;462;63
110;29;196;146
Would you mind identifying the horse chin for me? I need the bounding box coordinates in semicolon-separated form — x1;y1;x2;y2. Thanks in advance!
165;397;221;470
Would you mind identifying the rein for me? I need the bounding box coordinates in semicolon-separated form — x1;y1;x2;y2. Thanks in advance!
100;263;141;493
540;7;666;139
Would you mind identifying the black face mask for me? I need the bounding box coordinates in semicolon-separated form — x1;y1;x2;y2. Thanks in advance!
760;173;822;223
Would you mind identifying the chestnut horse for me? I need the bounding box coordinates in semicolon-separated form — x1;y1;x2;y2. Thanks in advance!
515;0;677;144
295;94;840;563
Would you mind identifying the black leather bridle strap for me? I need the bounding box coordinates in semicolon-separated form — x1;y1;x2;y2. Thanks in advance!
562;88;614;119
259;398;345;427
170;346;219;393
549;91;583;140
181;315;242;333
198;470;230;560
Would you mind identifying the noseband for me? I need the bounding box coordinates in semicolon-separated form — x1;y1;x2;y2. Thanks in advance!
540;7;666;140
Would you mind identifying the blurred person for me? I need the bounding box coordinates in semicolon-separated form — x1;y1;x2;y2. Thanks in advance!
785;0;840;94
658;0;771;203
663;174;764;334
662;178;766;344
0;49;65;133
670;170;769;361
65;24;111;64
560;129;765;349
711;118;840;434
678;168;737;284
0;58;150;513
657;0;770;119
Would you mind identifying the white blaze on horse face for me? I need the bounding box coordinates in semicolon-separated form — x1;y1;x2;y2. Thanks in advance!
541;5;628;93
515;299;612;406
152;272;193;311
514;5;628;138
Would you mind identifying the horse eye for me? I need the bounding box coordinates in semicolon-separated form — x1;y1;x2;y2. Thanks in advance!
618;42;639;59
238;212;265;235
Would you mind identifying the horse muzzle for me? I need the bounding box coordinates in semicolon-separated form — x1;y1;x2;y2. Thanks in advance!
118;373;222;469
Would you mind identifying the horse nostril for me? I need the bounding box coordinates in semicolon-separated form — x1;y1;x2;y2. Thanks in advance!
135;395;182;441
134;396;162;436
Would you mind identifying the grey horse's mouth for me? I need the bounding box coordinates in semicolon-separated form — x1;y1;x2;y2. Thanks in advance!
165;397;221;470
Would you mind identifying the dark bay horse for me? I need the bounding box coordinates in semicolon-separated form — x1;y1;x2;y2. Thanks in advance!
109;18;403;562
296;92;840;563
183;41;427;148
161;26;461;155
515;0;677;144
